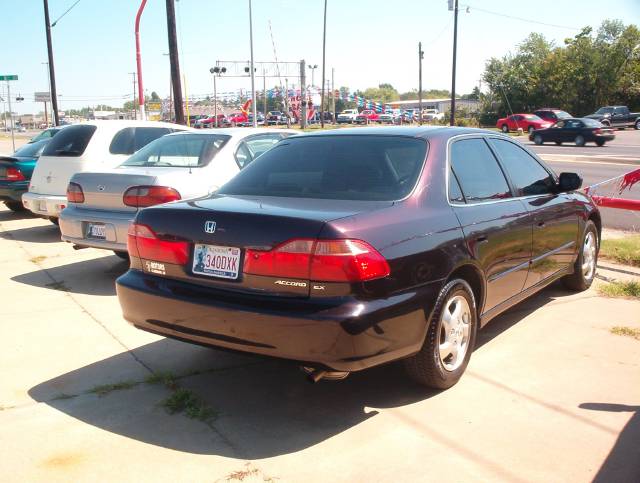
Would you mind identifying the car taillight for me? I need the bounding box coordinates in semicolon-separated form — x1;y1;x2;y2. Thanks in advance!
123;186;181;208
594;128;602;134
244;238;390;282
5;167;26;181
127;223;189;264
66;182;85;203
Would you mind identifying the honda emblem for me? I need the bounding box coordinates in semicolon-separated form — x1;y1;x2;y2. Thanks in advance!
204;221;217;234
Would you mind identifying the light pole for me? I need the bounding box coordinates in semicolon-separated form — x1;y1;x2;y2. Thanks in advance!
320;0;327;127
209;67;226;127
42;62;51;126
449;0;459;126
129;72;137;119
248;0;257;127
308;64;318;88
418;42;424;126
134;0;148;121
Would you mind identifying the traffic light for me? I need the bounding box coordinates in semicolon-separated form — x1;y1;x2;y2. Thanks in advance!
16;96;24;101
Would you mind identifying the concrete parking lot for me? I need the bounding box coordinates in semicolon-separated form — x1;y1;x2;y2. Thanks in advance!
1;205;639;482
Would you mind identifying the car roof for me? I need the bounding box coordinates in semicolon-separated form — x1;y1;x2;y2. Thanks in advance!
295;126;502;140
163;127;299;137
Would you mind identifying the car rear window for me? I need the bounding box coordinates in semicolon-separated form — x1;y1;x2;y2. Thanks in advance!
109;127;173;155
582;118;602;128
119;133;231;168
41;124;97;157
218;135;428;201
13;139;48;158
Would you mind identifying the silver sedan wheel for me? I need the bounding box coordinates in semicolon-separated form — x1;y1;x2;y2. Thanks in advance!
439;295;471;371
582;231;597;279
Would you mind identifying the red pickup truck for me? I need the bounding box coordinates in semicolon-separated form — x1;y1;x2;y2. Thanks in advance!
354;110;380;124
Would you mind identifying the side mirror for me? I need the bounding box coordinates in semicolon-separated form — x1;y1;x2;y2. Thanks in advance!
558;172;582;192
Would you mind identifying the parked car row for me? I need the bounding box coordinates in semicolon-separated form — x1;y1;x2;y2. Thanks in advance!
3;121;601;391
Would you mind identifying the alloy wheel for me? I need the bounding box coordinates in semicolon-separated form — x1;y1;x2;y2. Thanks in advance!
439;295;471;371
582;231;597;280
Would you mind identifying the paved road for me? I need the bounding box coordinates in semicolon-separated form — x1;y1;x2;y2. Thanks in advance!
522;128;640;160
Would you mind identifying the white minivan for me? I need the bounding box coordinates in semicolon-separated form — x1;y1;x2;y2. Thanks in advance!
22;120;186;223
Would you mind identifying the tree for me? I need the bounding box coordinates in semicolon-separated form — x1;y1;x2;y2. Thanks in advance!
482;20;640;117
150;91;160;101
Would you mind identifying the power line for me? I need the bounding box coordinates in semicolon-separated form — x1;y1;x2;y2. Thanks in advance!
461;4;580;31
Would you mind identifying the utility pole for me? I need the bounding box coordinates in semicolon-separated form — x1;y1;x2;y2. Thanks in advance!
129;72;137;119
331;67;336;123
300;60;307;128
248;0;257;127
418;41;424;126
42;62;51;126
43;0;59;126
165;0;184;124
450;0;459;126
135;0;148;121
320;0;327;127
263;69;267;122
7;81;15;152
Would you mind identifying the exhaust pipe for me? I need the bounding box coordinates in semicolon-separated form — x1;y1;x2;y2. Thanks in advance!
301;367;350;383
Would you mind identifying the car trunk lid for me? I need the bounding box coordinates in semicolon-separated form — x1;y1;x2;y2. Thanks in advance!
71;170;158;212
133;195;392;297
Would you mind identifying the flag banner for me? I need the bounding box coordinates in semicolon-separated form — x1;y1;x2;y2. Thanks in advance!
584;168;640;212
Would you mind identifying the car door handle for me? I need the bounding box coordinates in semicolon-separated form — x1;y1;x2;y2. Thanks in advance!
476;235;488;243
537;221;545;228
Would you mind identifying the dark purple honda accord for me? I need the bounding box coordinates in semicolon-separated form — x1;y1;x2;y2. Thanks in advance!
116;127;600;389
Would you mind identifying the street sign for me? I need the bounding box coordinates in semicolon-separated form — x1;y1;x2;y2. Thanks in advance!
0;75;18;81
34;92;51;102
146;102;162;111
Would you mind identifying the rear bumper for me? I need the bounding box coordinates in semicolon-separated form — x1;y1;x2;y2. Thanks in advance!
0;181;28;202
21;192;66;218
116;269;439;372
59;205;133;252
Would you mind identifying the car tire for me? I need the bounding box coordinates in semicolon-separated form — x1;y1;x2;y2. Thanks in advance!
635;119;640;130
562;220;598;292
528;126;535;134
595;139;606;147
533;134;543;145
113;251;130;261
575;135;586;147
601;120;610;127
4;201;25;212
48;217;59;226
403;279;477;389
501;124;509;133
555;141;562;145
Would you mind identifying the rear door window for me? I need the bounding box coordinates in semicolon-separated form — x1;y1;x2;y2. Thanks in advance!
41;124;97;157
234;134;284;169
109;127;172;155
488;139;555;196
220;135;427;201
450;138;511;202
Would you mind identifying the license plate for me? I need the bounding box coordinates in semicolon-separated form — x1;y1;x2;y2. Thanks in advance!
88;223;106;239
192;244;241;279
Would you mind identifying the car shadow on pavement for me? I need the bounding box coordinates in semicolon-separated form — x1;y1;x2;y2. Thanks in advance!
0;209;38;221
476;281;573;349
579;403;640;482
12;255;128;296
29;343;437;458
0;223;61;243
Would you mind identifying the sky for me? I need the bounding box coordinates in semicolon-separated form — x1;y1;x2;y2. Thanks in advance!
1;0;639;115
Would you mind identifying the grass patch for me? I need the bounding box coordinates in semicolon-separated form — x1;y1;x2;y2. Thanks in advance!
598;280;640;299
145;371;177;389
161;388;218;422
45;280;70;292
610;326;640;340
88;381;137;397
29;255;47;264
600;236;640;268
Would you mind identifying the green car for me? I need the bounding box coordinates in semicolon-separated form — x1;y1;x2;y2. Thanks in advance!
0;139;50;212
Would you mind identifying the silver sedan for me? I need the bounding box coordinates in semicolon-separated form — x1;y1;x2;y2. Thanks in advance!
59;128;297;257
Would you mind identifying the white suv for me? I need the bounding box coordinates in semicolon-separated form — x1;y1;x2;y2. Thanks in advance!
22;120;186;223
